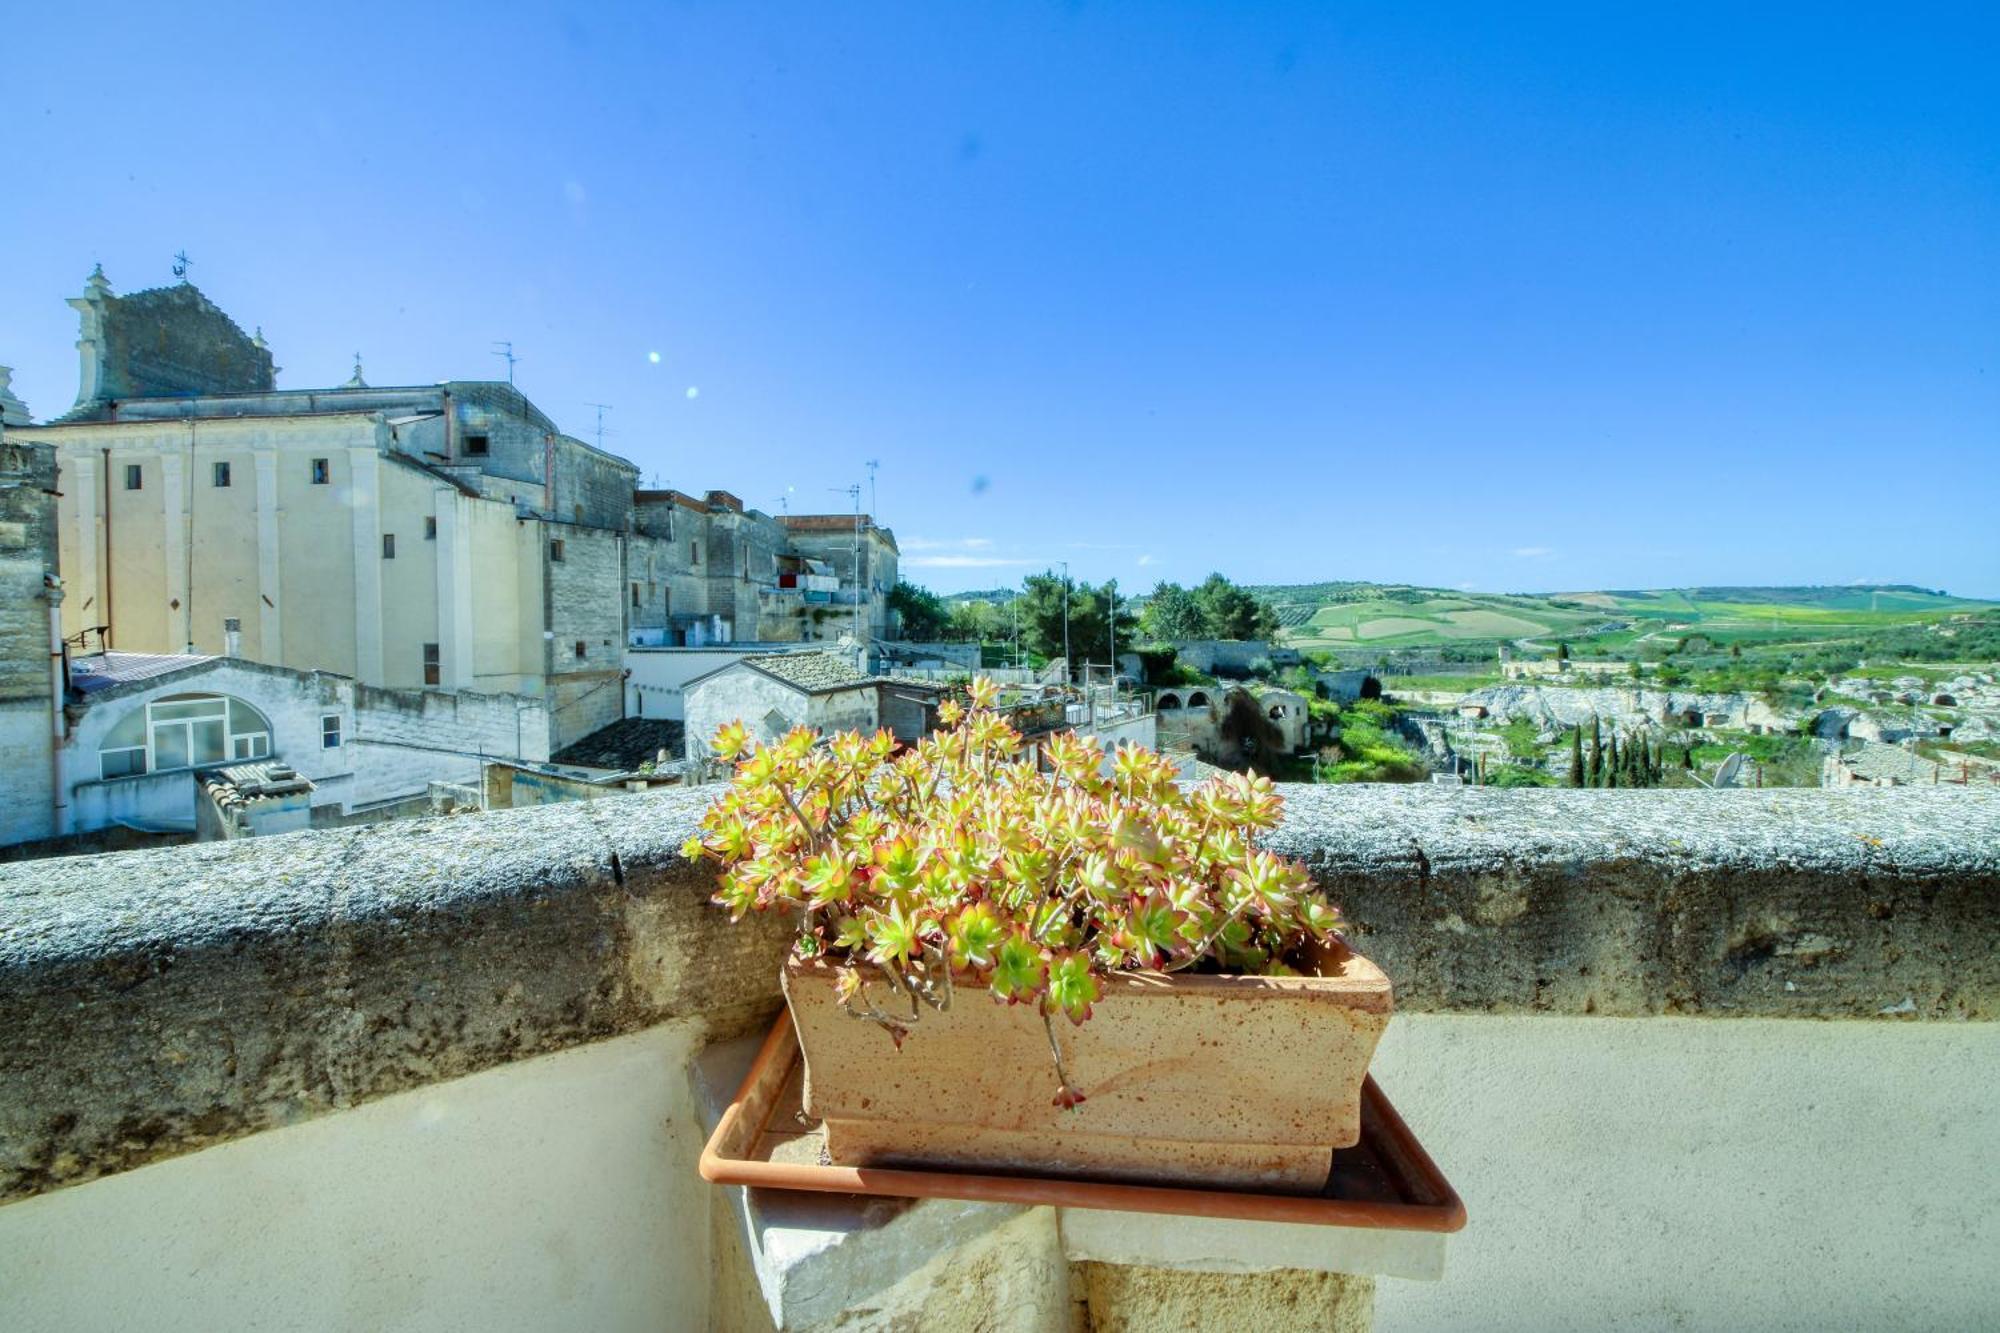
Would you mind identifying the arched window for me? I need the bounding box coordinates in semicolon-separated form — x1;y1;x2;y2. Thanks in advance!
1268;704;1285;720
1157;693;1182;711
98;693;273;781
1187;691;1210;709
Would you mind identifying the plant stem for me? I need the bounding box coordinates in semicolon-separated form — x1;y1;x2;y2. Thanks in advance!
1042;1009;1083;1107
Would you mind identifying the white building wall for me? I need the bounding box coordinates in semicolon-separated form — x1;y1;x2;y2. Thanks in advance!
626;646;804;721
1369;1013;2000;1332
347;684;553;807
0;1025;713;1333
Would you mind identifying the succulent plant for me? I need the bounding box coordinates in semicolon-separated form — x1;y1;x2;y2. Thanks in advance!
685;676;1347;1105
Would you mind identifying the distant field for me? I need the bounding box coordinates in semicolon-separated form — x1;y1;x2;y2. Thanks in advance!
1255;582;1996;653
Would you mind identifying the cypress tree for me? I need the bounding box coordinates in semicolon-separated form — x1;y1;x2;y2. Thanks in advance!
1606;734;1619;788
1568;726;1585;787
1588;716;1603;784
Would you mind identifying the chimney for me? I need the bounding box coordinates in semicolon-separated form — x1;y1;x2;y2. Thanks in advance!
223;617;242;658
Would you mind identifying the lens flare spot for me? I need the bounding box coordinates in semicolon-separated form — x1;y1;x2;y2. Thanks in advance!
648;351;661;364
686;386;700;399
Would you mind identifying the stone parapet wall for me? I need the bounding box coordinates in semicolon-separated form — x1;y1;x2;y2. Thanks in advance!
2;786;1994;1207
1267;786;2000;1022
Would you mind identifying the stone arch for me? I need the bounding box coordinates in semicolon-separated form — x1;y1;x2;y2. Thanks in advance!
1157;692;1182;711
1359;676;1382;701
1187;691;1211;709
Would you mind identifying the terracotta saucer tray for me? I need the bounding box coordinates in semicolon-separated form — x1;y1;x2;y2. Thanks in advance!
701;1016;1467;1232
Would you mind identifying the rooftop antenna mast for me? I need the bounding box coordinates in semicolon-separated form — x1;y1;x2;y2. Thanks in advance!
865;458;880;518
491;341;519;385
831;483;863;658
584;402;613;450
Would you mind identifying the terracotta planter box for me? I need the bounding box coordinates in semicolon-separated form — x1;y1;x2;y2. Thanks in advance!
781;944;1392;1192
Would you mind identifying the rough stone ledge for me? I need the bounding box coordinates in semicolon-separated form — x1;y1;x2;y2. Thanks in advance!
0;788;793;1205
3;785;1996;1207
1267;786;2000;1025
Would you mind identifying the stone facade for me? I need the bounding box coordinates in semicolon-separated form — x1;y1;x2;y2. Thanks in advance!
62;269;276;408
683;654;882;763
0;435;59;843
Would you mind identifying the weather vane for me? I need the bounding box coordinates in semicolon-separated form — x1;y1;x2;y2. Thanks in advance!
172;250;192;283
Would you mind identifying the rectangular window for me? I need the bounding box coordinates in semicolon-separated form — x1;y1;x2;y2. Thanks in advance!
424;516;437;539
550;538;565;562
382;533;396;559
322;714;342;749
124;464;142;491
213;461;231;487
691;543;700;565
423;643;441;686
101;748;147;780
311;458;330;485
464;434;490;456
574;640;587;660
631;582;640;608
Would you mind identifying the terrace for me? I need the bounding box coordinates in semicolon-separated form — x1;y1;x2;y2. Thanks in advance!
2;785;1995;1329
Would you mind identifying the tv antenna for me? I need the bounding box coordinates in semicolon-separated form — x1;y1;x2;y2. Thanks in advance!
831;483;864;648
865;458;880;517
172;250;192;283
775;485;794;515
491;341;519;385
584;402;613;450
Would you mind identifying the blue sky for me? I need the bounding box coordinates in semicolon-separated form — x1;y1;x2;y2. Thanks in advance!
4;3;1995;596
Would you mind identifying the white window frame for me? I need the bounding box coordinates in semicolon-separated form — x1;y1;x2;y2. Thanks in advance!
322;714;342;749
96;694;272;781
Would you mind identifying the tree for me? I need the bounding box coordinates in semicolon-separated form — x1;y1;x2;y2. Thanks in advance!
1730;642;1743;659
1018;570;1138;671
1604;734;1619;788
1588;716;1603;784
1568;726;1585;787
945;598;1006;645
1190;573;1280;641
1139;582;1205;641
1555;642;1571;662
888;581;952;641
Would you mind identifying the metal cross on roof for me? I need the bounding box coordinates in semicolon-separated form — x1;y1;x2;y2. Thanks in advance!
172;251;191;282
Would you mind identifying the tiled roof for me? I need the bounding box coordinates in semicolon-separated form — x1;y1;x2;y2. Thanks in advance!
744;651;869;694
551;718;686;771
69;652;216;692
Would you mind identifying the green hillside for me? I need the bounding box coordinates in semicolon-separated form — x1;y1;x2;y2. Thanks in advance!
1252;583;1995;653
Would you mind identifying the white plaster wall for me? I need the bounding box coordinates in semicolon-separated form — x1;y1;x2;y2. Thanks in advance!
68;769;198;833
1369;1014;2000;1332
0;1025;713;1333
626;646;780;720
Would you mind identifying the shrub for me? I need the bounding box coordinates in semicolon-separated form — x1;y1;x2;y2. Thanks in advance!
685;677;1348;1106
